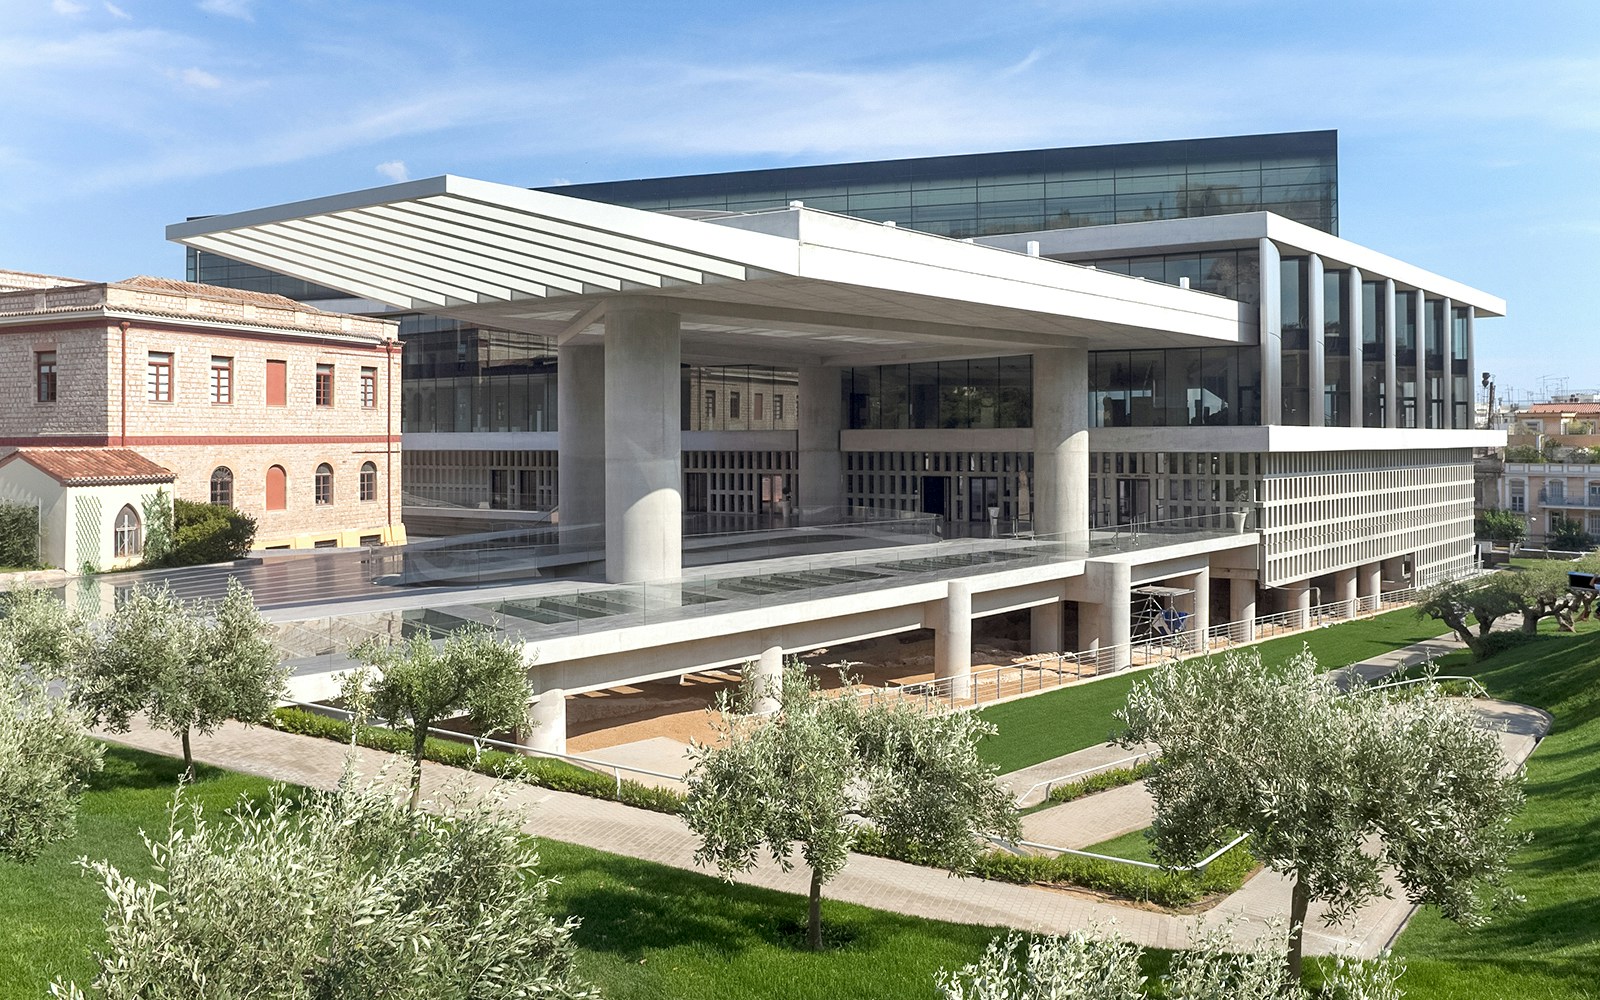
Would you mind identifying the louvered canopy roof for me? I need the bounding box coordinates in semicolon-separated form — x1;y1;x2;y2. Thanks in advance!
169;175;1251;366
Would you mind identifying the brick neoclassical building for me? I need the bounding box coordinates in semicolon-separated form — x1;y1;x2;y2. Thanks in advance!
0;269;404;559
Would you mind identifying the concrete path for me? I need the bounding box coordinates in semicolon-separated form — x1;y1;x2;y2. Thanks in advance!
578;736;691;790
1022;782;1154;849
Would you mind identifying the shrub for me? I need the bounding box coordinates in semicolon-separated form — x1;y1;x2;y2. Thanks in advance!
1475;630;1538;661
0;502;41;569
1045;761;1155;804
156;499;256;567
270;706;686;814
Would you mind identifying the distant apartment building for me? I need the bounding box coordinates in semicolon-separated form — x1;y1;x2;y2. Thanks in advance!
0;271;403;565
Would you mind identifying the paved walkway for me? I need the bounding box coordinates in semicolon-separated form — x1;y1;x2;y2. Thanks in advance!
95;623;1548;960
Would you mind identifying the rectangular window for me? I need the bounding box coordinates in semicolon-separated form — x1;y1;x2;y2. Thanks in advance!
35;351;57;402
146;351;172;402
315;363;334;406
774;394;784;420
730;391;741;419
210;356;233;404
360;366;377;408
703;390;716;421
754;393;765;421
266;359;287;406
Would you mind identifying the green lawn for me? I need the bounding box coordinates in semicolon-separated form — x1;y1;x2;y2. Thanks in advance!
1389;620;1600;1000
1083;826;1158;864
977;607;1452;773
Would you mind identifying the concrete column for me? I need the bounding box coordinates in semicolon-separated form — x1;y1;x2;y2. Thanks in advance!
934;582;973;700
1187;565;1211;651
1465;307;1477;428
1334;566;1358;618
525;689;567;755
1382;555;1408;588
1440;296;1454;429
1033;347;1089;542
1383;279;1398;427
1348;266;1364;427
1285;580;1312;631
1088;561;1132;671
1307;253;1325;428
557;343;606;533
1229;577;1257;643
1258;238;1283;424
750;643;784;715
797;366;845;512
603;304;682;584
1358;561;1382;613
1030;601;1063;655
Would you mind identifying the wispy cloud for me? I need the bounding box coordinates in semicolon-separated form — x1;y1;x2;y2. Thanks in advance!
104;2;132;19
178;66;222;89
197;0;253;21
375;159;409;182
51;0;87;14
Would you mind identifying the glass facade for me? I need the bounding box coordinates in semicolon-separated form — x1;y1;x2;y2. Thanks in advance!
1073;249;1260;305
554;131;1339;238
400;315;559;434
683;365;799;431
1279;257;1310;426
844;356;1032;430
1089;347;1260;428
1425;298;1446;429
1451;306;1470;428
186;247;346;301
1395;293;1419;428
1360;279;1387;427
1323;268;1350;427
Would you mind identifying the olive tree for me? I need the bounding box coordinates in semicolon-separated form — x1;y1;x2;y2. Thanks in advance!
71;579;286;776
1118;648;1524;982
684;663;1018;951
349;624;531;811
940;923;1402;1000
50;772;594;999
0;629;104;862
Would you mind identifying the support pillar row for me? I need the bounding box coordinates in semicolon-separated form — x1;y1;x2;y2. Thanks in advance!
1229;577;1257;643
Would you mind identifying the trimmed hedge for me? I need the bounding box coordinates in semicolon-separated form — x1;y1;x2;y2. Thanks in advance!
1044;761;1156;805
271;706;685;814
0;501;41;568
151;498;256;568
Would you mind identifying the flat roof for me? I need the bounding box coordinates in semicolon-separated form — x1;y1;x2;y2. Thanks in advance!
168;175;1253;367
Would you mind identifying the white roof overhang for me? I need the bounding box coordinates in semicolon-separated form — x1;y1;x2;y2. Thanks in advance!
169;175;1253;366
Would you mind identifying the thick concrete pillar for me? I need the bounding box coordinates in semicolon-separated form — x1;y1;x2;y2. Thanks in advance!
1082;561;1132;670
603;304;682;583
1033;347;1089;542
1259;238;1283;424
558;343;606;533
750;643;784;715
1030;601;1063;655
1187;566;1211;650
1440;296;1454;428
1358;561;1382;613
1334;566;1359;618
1382;555;1409;589
798;366;845;512
525;689;567;756
1348;265;1363;427
1465;307;1477;429
1229;577;1257;643
1307;253;1325;428
1383;279;1398;428
1285;580;1313;631
934;582;973;700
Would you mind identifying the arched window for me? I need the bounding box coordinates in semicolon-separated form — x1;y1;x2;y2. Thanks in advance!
210;466;234;506
314;463;334;506
359;461;377;502
266;465;287;511
114;505;141;557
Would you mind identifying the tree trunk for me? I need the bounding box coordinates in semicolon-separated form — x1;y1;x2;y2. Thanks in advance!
1285;870;1311;989
807;867;824;951
409;730;427;813
181;728;194;780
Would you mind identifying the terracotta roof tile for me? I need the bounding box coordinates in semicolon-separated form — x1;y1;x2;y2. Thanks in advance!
114;275;308;311
1525;403;1600;414
0;448;176;487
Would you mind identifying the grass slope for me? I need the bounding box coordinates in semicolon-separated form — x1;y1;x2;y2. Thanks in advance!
1391;620;1600;1000
977;606;1451;773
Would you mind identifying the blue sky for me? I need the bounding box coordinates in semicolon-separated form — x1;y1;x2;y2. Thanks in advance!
1;0;1595;400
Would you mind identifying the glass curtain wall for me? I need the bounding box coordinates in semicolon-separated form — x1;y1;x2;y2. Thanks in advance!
1323;268;1350;426
1395;293;1418;428
1451;306;1471;428
683;365;800;431
1077;249;1261;305
1089;347;1259;427
400;317;557;434
1279;257;1311;425
844;356;1032;430
1425;299;1446;428
1360;279;1387;427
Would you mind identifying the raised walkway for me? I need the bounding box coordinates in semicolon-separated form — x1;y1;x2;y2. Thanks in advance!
96;626;1548;959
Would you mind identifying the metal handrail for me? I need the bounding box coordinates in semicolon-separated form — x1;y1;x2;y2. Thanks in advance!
280;698;684;799
1011;750;1156;807
987;831;1252;873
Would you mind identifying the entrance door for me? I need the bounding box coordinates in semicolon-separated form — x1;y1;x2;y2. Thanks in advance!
1115;478;1150;526
685;473;709;514
490;469;512;510
967;476;1000;525
920;476;949;519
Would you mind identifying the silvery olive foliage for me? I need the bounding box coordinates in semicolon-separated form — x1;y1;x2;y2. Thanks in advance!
1118;648;1525;980
349;625;532;811
684;662;1018;950
1;585;84;677
0;628;103;863
70;579;287;775
939;922;1405;1000
50;767;594;1000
